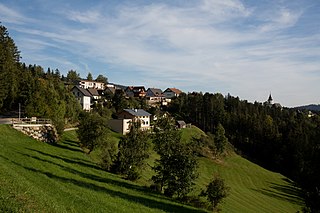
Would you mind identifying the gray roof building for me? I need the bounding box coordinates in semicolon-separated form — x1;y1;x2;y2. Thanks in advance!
73;85;92;97
123;109;151;117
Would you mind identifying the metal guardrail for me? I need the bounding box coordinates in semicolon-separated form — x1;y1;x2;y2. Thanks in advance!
12;117;52;125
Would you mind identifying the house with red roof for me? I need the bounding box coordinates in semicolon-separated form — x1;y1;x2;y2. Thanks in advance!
163;88;183;99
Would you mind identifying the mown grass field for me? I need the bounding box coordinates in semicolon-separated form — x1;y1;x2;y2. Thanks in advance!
0;125;203;213
0;124;305;212
140;127;305;212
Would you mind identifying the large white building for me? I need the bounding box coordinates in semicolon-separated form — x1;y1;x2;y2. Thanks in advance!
108;109;151;135
78;80;105;90
72;86;92;111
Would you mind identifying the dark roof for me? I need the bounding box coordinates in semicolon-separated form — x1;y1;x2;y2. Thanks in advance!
73;85;92;97
105;87;116;94
126;86;146;92
108;83;127;90
123;109;151;117
87;88;100;96
146;88;163;97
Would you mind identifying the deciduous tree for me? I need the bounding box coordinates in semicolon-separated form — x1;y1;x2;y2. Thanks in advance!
77;112;108;153
95;74;108;84
66;70;81;83
152;117;198;198
200;174;229;211
113;122;151;180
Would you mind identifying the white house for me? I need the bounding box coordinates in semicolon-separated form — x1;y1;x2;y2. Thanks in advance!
78;80;105;90
72;86;92;111
108;109;151;135
145;88;166;106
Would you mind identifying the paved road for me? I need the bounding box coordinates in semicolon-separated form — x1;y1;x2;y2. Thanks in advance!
0;118;13;124
64;127;78;131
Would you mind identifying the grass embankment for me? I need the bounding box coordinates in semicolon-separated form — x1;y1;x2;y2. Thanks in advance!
187;127;304;212
0;124;304;212
0;125;203;213
140;126;305;212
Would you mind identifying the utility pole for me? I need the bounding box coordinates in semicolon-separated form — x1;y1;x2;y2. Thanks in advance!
19;103;21;121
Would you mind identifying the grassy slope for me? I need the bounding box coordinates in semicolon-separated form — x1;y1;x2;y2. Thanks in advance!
139;126;304;212
182;127;305;213
0;125;203;213
0;124;304;212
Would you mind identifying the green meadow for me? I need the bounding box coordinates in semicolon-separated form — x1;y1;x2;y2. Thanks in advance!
0;125;304;212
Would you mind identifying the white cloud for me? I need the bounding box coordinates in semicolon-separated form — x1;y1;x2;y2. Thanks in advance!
258;8;302;32
0;3;26;24
1;0;319;106
200;0;251;19
67;10;102;24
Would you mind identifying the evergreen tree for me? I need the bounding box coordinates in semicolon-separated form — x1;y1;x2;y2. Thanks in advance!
0;24;20;111
87;72;93;81
214;123;228;154
112;90;128;112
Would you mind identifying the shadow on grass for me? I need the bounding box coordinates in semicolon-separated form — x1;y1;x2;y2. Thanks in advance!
26;148;103;172
6;158;205;213
61;139;80;148
26;148;104;171
52;142;83;153
253;178;305;206
18;150;162;200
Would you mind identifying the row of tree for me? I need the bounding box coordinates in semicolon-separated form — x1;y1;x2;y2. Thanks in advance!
167;92;320;212
77;111;229;211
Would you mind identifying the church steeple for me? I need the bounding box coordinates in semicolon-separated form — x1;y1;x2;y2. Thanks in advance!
267;93;273;104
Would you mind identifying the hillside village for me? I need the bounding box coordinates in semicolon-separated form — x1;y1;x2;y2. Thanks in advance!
71;79;183;111
71;79;185;134
1;23;320;213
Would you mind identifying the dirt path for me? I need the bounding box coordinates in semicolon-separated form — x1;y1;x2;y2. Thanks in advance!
64;127;78;131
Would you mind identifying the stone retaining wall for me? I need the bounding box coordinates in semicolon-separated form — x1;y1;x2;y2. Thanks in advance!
13;124;58;143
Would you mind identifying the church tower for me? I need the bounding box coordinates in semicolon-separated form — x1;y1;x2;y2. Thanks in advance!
267;93;273;105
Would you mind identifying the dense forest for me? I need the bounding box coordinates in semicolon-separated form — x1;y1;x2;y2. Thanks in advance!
167;92;320;212
0;25;81;134
1;23;319;211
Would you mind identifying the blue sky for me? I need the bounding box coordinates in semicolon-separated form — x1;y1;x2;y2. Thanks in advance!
1;0;319;107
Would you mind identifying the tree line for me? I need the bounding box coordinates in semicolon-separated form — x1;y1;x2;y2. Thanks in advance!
167;92;320;212
0;25;82;135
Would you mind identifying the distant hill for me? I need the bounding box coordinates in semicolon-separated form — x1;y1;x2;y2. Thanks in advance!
293;104;320;112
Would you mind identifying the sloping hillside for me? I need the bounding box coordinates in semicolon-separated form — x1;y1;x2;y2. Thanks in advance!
0;125;203;213
0;125;304;212
184;126;305;212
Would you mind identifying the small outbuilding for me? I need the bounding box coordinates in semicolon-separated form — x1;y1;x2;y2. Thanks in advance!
176;120;187;129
